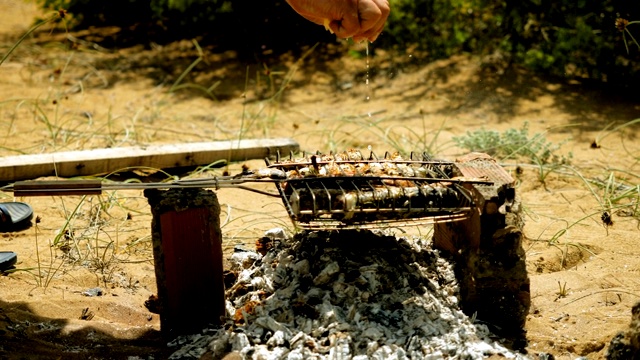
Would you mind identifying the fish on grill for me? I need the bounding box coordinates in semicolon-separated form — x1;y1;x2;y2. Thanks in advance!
261;150;477;229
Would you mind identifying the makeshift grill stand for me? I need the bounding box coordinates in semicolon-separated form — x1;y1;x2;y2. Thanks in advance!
2;150;530;347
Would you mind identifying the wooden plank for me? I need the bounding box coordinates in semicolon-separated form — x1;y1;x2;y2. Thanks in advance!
0;138;299;182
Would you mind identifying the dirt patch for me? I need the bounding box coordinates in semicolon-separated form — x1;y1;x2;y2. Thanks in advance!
530;243;603;274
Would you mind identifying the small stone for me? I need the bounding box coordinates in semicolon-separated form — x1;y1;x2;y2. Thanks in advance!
362;326;384;340
313;261;340;286
266;330;287;347
229;332;250;352
81;287;103;297
265;228;288;241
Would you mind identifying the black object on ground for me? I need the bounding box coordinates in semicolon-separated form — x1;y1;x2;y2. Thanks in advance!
0;251;17;272
0;202;33;232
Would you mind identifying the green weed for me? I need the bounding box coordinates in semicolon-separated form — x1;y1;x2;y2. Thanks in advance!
354;112;452;156
617;18;640;54
593;118;640;148
30;215;67;290
555;281;569;300
238;43;319;141
453;121;572;165
168;39;220;100
453;121;573;186
0;11;65;67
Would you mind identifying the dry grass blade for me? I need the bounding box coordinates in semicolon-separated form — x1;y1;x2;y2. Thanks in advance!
0;12;62;67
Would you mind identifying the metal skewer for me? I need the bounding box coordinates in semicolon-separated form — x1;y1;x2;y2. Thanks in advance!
1;175;492;197
1;177;284;197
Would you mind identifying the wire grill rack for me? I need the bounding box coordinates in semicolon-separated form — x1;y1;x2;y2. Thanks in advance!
266;150;482;230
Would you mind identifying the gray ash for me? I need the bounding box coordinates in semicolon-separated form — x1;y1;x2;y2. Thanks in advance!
169;229;525;359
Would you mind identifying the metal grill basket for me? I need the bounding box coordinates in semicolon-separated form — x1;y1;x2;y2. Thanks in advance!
267;150;479;230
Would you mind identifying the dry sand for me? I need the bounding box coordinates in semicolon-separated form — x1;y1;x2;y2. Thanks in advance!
0;1;639;359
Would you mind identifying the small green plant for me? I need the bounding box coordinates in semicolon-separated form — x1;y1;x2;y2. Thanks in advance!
527;205;603;270
593;118;640;149
237;44;318;141
453;122;572;187
453;122;571;164
567;167;640;227
359;112;451;156
616;18;640;54
555;281;569;300
13;218;64;292
255;63;286;100
0;11;66;67
168;39;220;100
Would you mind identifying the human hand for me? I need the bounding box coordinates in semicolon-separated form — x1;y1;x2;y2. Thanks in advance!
286;0;390;42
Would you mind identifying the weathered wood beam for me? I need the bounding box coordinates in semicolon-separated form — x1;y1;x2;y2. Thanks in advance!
0;138;299;182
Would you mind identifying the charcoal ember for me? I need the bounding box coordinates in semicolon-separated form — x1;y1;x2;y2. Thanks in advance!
170;229;526;359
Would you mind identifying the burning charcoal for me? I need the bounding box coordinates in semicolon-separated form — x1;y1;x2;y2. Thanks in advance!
359;265;380;292
223;270;237;290
289;332;306;349
255;316;290;334
362;326;384;340
255;237;272;256
207;332;231;358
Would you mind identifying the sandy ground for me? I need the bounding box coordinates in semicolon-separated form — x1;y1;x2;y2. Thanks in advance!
0;1;639;359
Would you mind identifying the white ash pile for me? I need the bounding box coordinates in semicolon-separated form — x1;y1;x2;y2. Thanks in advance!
169;229;525;359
